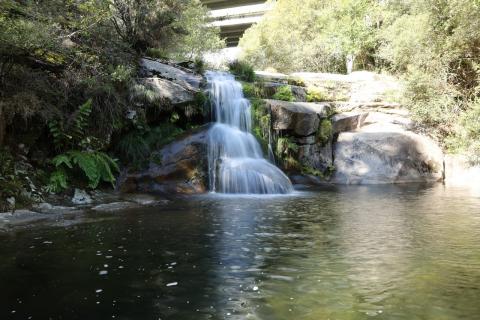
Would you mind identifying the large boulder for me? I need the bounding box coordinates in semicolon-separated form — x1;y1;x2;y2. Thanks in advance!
140;77;196;105
331;113;444;184
444;155;480;191
118;127;209;194
136;58;204;106
265;99;331;136
140;58;203;90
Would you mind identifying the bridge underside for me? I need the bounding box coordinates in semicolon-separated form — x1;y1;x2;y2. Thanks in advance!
201;0;266;10
201;0;268;47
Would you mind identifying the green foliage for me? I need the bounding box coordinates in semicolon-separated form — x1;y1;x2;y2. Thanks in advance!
287;77;306;87
249;98;270;152
48;100;93;151
48;150;119;192
239;0;381;73
317;119;333;145
194;58;205;74
273;86;295;102
0;148;22;211
145;123;184;150
115;122;184;169
115;131;151;168
275;136;300;170
242;82;265;99
307;87;328;102
229;60;256;82
446;99;480;164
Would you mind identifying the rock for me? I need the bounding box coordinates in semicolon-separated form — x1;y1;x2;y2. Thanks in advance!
118;127;209;194
297;141;333;173
262;82;307;101
140;58;202;90
0;210;50;229
332;130;444;184
291;71;402;104
122;194;169;206
92;202;140;213
141;77;196;105
33;203;80;214
332;112;369;135
265;99;331;136
72;189;93;205
444;155;480;192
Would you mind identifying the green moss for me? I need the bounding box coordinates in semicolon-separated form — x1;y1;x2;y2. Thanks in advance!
316;119;333;145
306;87;327;102
275;136;301;170
272;85;295;102
250;98;270;152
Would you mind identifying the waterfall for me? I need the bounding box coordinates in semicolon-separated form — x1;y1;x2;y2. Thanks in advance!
206;71;293;194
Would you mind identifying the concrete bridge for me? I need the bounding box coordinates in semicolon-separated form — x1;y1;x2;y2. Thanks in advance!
201;0;272;47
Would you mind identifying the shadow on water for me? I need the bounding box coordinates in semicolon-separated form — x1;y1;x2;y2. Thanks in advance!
0;184;479;319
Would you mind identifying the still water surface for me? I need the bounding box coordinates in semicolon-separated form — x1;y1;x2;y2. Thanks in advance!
1;184;480;319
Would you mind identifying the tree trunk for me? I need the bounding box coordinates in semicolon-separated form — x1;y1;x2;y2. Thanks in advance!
346;54;355;74
0;104;5;146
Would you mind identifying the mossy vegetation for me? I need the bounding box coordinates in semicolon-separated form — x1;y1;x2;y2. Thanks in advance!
228;60;256;82
272;85;295;102
307;87;328;102
316;119;333;146
0;0;223;210
250;98;270;153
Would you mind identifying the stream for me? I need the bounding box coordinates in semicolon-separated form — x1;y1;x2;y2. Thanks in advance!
1;184;479;319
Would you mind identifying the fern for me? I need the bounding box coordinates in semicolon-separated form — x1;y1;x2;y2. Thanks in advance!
48;99;93;151
49;150;119;192
46;169;68;193
70;99;92;143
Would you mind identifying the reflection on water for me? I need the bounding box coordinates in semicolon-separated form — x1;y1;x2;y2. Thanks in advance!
0;184;479;319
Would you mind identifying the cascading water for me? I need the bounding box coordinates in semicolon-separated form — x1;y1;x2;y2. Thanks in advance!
206;71;293;194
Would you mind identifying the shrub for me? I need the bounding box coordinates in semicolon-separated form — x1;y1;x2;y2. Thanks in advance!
273;85;295;102
228;60;256;82
307;87;327;102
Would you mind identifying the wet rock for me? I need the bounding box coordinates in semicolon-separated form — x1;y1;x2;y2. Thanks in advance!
92;202;141;213
122;194;169;206
265;99;331;136
72;189;93;205
118;127;209;194
33;202;81;214
0;210;50;229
